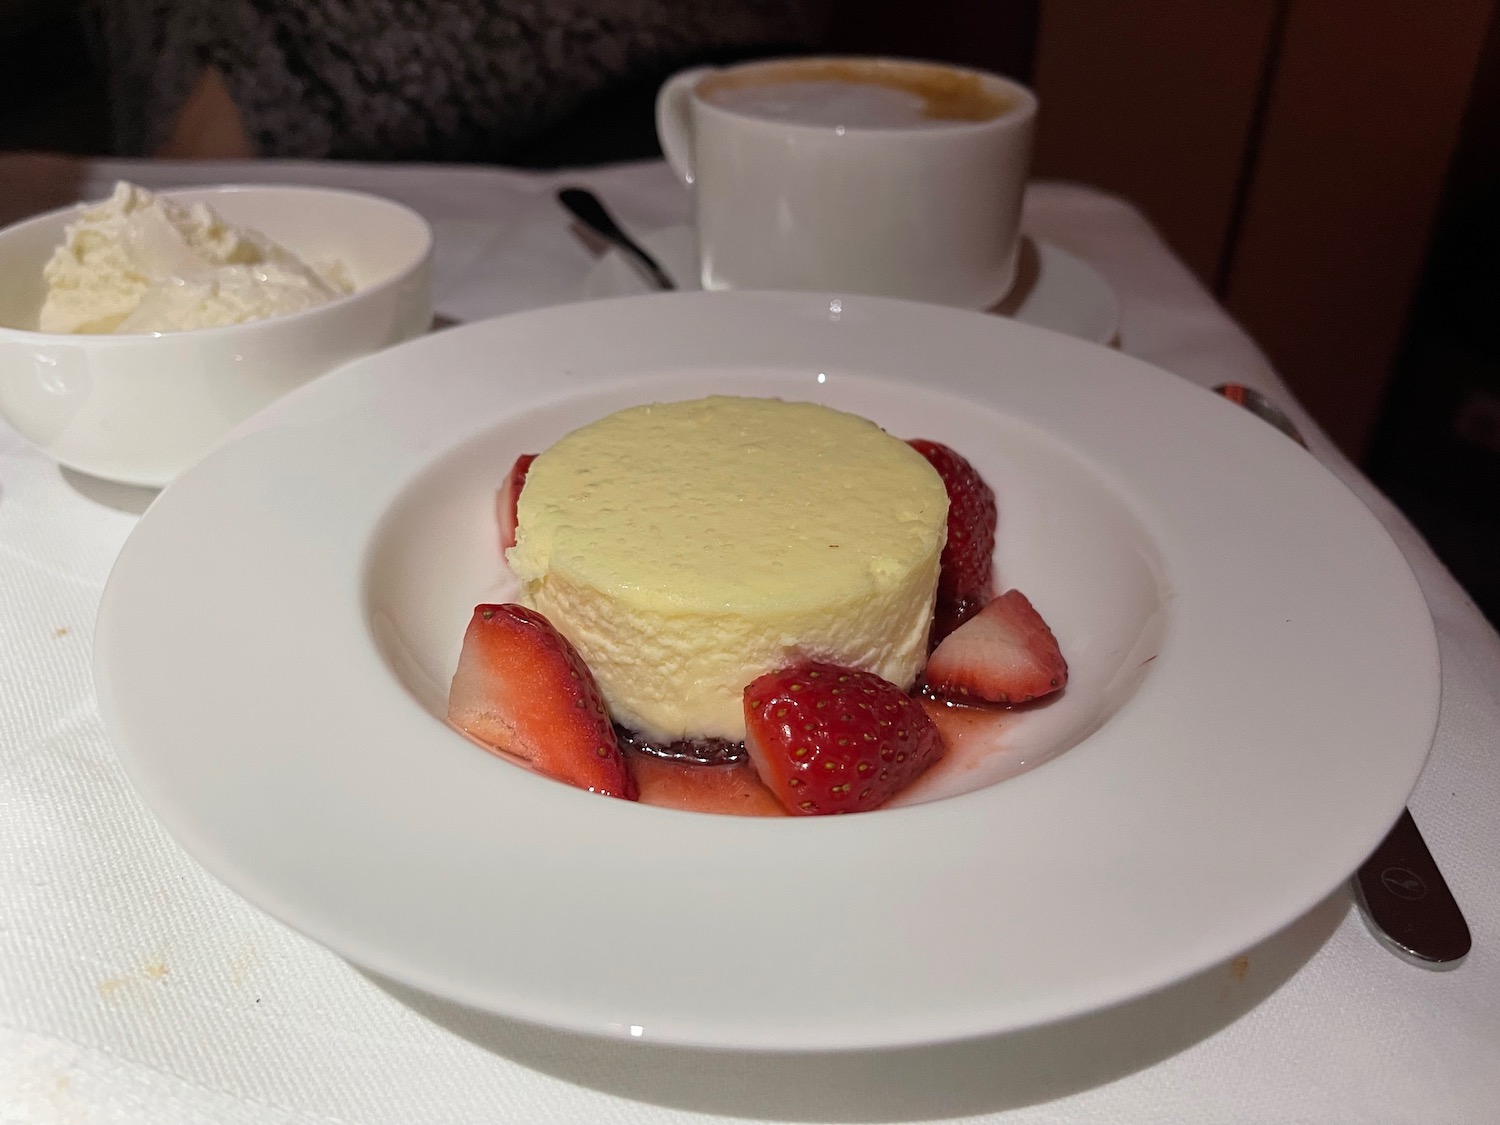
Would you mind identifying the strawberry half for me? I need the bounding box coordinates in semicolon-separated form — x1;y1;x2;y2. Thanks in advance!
743;663;944;815
907;439;996;644
922;589;1068;705
447;603;637;799
928;590;991;651
496;453;536;553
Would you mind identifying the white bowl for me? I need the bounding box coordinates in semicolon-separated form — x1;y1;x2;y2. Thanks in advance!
0;184;433;487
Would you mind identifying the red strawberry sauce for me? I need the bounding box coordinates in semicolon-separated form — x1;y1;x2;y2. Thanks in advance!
624;751;787;816
621;702;1011;816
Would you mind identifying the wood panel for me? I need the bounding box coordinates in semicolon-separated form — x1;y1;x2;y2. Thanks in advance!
1030;0;1280;283
1223;0;1496;457
822;0;1040;84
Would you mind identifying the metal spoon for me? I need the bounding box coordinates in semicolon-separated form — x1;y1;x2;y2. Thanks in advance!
1214;382;1471;969
557;187;676;292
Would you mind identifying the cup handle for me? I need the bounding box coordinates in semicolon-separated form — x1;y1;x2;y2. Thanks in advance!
656;66;712;187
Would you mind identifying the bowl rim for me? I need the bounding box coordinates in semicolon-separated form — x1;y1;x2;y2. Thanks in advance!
0;181;435;342
690;54;1038;138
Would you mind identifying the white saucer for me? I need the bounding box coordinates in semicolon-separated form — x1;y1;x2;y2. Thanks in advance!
580;225;1121;346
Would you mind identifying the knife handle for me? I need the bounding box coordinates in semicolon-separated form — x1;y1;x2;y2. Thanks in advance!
1352;809;1471;969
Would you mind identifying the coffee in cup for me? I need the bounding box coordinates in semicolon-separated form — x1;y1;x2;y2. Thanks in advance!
656;57;1037;308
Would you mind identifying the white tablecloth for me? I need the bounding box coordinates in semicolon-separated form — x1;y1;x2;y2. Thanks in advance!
2;158;1496;1124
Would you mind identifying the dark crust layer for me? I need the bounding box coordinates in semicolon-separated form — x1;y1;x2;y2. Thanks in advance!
614;725;748;765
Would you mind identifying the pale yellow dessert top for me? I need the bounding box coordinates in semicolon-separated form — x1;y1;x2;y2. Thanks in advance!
507;396;949;616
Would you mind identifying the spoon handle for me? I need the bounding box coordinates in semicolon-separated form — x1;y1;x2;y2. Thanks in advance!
558;187;676;292
1213;383;1471;969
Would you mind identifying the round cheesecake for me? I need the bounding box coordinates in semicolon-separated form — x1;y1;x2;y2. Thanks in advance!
506;396;949;743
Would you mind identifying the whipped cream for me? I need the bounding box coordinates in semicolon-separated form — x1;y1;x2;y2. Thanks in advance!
38;182;353;334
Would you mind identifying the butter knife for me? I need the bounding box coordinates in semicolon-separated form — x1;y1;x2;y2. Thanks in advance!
1214;383;1471;969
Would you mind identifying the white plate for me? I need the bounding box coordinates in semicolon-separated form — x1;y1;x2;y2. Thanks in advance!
580;225;1121;346
95;292;1437;1051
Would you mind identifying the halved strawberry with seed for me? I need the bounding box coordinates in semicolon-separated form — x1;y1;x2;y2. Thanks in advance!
923;589;1068;705
743;662;943;815
447;603;636;799
929;590;990;652
496;453;536;553
907;439;997;643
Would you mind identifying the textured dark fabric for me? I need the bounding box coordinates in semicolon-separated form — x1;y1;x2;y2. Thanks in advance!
86;0;825;164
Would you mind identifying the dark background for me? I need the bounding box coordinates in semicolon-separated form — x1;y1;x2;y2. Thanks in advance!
3;0;1497;624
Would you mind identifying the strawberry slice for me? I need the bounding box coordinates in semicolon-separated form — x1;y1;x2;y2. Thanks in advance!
496;453;536;553
743;663;944;815
907;439;996;599
907;439;997;644
929;590;990;651
447;603;637;799
923;589;1068;705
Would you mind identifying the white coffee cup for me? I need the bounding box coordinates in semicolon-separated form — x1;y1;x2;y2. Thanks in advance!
656;56;1037;309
